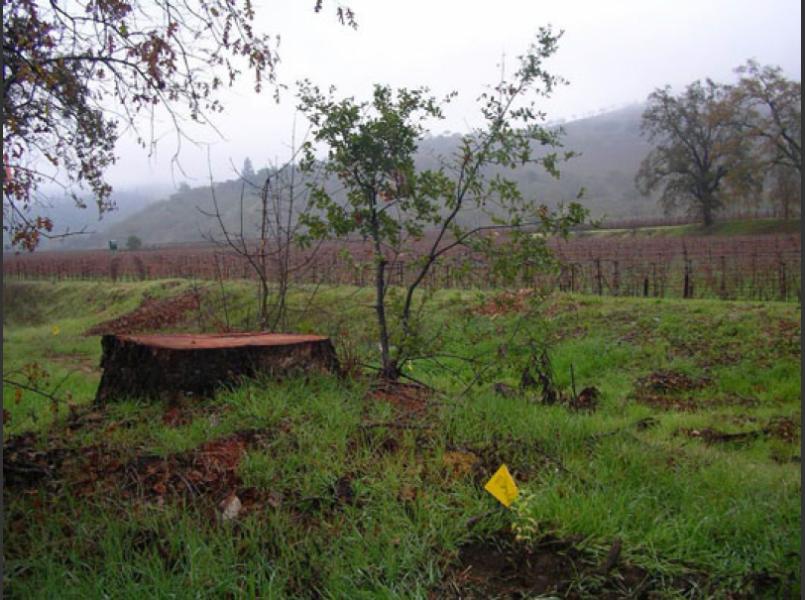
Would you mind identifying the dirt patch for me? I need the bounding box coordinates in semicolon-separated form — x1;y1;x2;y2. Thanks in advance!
366;380;432;415
161;406;192;427
443;450;480;479
677;417;799;445
772;319;801;357
635;370;710;394
677;427;761;445
84;291;202;335
632;370;715;412
567;386;600;412
635;394;702;412
348;381;436;467
476;289;535;316
2;432;75;490
764;416;800;444
3;428;276;520
437;529;700;599
116;429;270;507
637;393;760;413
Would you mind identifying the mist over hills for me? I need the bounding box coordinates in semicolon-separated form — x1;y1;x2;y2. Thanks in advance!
10;184;171;251
61;104;656;249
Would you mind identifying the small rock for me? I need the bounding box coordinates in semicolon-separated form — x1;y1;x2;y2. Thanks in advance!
219;494;242;521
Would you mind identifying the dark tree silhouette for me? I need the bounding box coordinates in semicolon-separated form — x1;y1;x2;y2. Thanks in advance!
636;80;751;227
731;60;801;175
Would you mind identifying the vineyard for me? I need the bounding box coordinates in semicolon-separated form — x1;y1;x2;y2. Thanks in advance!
4;233;801;302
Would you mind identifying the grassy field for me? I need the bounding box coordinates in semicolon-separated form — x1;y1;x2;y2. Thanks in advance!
580;218;801;238
2;279;801;598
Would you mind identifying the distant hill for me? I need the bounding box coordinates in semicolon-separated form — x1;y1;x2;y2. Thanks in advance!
14;185;171;250
65;105;658;248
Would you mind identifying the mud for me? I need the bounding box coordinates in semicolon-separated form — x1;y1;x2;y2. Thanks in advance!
476;289;535;316
3;428;275;519
84;291;202;335
116;429;271;507
677;417;799;445
635;370;711;394
366;380;432;415
437;529;702;599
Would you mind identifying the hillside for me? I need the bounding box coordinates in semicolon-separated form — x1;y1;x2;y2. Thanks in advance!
67;106;656;248
5;185;170;251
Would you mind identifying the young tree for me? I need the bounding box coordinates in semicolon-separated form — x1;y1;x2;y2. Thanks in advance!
2;0;355;250
636;80;751;227
297;28;586;380
201;149;324;331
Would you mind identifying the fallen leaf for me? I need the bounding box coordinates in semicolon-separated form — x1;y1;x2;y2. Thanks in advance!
399;485;418;502
443;450;478;478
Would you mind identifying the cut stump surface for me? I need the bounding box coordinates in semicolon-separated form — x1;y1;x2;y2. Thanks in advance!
95;333;339;403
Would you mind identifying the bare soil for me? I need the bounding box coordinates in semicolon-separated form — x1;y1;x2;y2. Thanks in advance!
436;529;698;599
84;291;202;335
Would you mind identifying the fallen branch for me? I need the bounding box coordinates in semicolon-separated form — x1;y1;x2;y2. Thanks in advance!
3;378;65;404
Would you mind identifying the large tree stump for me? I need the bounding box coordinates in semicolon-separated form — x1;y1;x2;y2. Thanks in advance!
95;333;340;403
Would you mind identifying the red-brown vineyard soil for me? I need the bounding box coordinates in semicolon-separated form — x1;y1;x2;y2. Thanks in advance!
4;233;800;301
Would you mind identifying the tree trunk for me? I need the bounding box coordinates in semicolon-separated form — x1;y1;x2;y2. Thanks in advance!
369;206;397;380
374;255;397;379
701;197;715;227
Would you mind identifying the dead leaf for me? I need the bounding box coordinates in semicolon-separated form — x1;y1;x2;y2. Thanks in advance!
443;450;479;478
398;485;418;502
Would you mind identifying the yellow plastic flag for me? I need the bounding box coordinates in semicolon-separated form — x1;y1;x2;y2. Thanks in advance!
484;464;518;507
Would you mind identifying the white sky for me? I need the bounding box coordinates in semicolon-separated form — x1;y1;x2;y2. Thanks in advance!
105;0;802;189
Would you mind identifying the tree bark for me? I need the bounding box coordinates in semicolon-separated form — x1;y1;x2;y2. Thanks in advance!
95;333;340;403
701;196;715;227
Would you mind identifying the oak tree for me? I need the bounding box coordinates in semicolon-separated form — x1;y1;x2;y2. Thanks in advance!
636;80;751;227
732;60;801;174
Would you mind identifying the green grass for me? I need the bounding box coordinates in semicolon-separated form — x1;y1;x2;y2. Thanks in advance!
580;218;801;238
3;279;801;597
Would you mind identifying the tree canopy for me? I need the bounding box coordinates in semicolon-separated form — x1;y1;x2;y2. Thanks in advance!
636;80;752;227
731;60;801;174
297;28;587;379
2;0;354;250
637;64;801;225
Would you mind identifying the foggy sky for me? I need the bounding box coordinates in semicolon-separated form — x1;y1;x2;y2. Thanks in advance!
104;0;802;191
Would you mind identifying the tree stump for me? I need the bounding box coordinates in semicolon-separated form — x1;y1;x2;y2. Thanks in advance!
94;333;340;403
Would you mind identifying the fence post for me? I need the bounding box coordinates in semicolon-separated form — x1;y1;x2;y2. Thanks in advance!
595;259;603;295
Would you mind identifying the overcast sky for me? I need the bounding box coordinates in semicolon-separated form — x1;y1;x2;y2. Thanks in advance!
105;0;801;190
